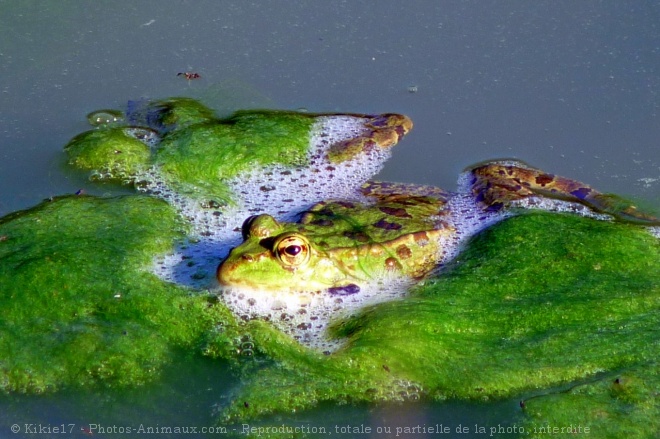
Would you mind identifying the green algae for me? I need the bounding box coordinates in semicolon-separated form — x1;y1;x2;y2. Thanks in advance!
154;110;314;204
144;97;218;130
215;213;659;426
65;128;152;178
65;99;315;206
0;195;239;393
521;361;659;438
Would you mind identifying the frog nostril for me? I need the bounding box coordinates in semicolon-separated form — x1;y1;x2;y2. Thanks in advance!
242;254;255;262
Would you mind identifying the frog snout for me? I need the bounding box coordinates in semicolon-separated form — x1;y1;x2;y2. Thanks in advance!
217;251;256;286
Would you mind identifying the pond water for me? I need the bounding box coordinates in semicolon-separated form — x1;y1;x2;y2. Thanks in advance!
1;1;658;437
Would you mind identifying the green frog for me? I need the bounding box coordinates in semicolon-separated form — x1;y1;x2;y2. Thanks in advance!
218;160;659;293
218;189;452;292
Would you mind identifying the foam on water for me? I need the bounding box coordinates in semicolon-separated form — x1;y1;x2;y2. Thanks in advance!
220;275;415;352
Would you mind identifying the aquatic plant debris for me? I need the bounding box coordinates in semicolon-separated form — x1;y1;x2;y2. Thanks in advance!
0;195;240;393
0;98;657;436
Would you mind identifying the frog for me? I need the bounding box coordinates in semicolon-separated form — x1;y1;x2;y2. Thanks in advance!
217;159;659;350
217;188;453;292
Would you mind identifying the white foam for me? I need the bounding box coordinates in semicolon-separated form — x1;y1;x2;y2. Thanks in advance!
225;115;390;221
434;172;514;264
219;275;415;352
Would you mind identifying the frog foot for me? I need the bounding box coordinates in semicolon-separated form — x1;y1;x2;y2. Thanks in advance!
327;114;413;163
467;159;660;225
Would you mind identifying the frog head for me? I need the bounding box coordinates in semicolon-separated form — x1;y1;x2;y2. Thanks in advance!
217;214;356;291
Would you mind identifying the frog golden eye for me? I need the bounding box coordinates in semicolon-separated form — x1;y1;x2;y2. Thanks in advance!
274;233;311;268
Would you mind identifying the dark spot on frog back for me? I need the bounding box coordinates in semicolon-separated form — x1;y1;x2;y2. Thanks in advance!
412;231;430;246
385;257;402;271
335;201;356;209
373;219;402;230
310;218;334;227
534;173;555;186
343;231;370;242
379;206;412;218
396;244;412;259
570;187;593;200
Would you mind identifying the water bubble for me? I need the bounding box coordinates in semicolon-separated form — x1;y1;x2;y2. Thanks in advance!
123;127;160;148
87;110;124;127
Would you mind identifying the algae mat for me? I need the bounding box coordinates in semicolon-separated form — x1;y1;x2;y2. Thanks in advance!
0;195;240;393
2;98;658;436
1;193;658;436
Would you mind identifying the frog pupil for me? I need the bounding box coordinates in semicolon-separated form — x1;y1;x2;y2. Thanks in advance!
285;245;302;256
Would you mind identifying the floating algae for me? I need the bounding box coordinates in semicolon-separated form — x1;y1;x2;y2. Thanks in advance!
0;195;238;393
1;99;658;436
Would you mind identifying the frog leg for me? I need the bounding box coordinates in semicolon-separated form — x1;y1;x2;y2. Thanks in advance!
467;160;659;225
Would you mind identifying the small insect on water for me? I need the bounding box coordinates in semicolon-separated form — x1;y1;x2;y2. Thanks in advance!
177;72;201;81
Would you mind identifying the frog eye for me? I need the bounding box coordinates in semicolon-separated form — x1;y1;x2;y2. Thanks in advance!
274;233;311;268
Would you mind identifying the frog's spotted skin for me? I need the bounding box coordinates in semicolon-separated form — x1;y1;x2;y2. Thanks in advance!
218;160;659;351
467;160;660;225
326;113;412;163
